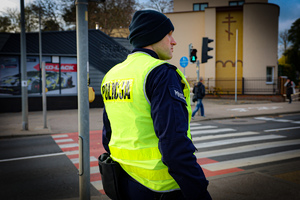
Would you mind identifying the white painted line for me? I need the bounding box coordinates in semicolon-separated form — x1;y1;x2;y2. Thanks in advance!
192;131;259;142
91;180;103;190
202;149;300;171
190;125;218;130
273;119;292;123
59;143;79;149
264;126;300;132
55;139;73;143
64;150;79;155
90;166;100;174
254;117;275;121
195;139;300;158
0;152;65;163
52;134;69;138
292;121;300;124
190;123;201;127
195;135;285;149
192;128;236;135
71;156;98;164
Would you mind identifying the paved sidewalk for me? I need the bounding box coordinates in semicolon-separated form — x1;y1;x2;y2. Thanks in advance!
1;99;300;200
0;99;299;138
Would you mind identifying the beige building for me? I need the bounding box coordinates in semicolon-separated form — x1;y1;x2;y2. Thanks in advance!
166;0;279;94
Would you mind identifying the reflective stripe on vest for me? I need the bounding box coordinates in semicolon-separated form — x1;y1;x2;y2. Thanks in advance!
101;52;192;192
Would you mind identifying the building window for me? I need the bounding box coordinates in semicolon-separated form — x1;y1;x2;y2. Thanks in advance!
193;3;208;11
229;1;244;6
266;66;274;84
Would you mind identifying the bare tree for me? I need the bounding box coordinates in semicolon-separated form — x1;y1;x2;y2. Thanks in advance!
0;0;63;33
141;0;173;13
62;0;137;37
279;29;291;55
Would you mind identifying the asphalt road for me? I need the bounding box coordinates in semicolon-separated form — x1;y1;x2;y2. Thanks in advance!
0;135;101;200
1;114;300;199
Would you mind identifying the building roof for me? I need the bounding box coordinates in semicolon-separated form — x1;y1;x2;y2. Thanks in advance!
113;37;134;51
0;30;130;73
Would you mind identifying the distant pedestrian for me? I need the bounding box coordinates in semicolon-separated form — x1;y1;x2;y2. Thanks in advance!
284;78;295;104
192;77;206;119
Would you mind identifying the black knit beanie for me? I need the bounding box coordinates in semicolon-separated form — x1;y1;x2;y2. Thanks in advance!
128;10;174;48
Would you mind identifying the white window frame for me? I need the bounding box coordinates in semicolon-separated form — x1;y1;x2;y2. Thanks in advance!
266;66;274;84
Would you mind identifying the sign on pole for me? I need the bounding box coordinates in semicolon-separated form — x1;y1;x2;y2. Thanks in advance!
180;56;188;75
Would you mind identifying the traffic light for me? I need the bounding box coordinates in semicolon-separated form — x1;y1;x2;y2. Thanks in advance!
201;37;214;63
190;49;197;63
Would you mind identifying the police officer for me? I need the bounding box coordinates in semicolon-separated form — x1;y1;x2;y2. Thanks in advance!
101;10;211;200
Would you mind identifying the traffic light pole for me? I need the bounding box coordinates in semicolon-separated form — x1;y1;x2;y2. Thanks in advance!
76;0;90;199
196;60;200;82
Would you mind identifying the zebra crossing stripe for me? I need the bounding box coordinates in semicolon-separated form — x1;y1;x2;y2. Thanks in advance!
91;180;103;190
202;149;300;171
273;119;292;122
52;134;69;138
264;126;300;132
190;123;201;127
192;131;259;142
190;125;218;130
195;139;300;158
70;156;97;164
90;166;99;174
194;135;285;149
54;138;73;143
254;117;275;121
192;128;236;135
58;143;79;149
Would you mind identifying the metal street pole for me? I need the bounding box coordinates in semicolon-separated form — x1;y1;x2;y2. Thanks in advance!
235;29;238;102
39;4;47;129
42;61;47;128
76;0;90;199
196;60;200;82
20;0;28;130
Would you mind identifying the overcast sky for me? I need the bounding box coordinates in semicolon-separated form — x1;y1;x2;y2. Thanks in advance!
0;0;299;33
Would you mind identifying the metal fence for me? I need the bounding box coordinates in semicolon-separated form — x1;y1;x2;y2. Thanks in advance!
203;77;283;95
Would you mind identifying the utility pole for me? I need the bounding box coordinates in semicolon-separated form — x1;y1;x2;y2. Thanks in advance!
76;0;90;199
235;29;238;102
39;3;47;128
20;0;28;130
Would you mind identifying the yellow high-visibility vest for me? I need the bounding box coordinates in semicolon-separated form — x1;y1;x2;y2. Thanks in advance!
101;52;192;192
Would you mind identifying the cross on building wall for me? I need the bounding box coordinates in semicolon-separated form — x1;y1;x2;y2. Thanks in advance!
222;13;236;41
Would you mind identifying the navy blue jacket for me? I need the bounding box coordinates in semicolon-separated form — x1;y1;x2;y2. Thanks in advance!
102;48;211;200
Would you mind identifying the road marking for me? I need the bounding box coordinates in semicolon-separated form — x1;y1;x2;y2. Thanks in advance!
54;138;73;143
264;126;300;132
59;143;79;149
70;156;97;164
190;125;218;130
90;166;99;174
195;135;285;149
64;150;79;155
273;119;292;122
292;121;300;124
192;128;236;135
254;117;275;121
190;123;201;127
91;180;103;190
195;139;300;158
52;134;69;138
202;149;300;171
192;131;259;142
0;152;65;163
